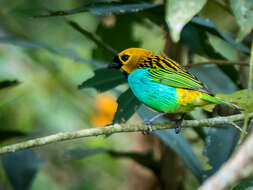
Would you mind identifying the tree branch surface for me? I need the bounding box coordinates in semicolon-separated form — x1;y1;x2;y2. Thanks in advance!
0;113;252;156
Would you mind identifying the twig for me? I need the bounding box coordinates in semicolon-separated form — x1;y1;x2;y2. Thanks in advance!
199;130;253;190
187;60;249;67
65;19;117;55
239;42;253;144
230;121;243;132
0;113;252;156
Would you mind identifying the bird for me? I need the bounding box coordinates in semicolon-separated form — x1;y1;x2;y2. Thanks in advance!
108;48;242;133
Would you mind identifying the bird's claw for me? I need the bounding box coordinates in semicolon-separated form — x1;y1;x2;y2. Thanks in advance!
142;121;153;135
175;115;184;134
147;122;153;133
175;121;181;134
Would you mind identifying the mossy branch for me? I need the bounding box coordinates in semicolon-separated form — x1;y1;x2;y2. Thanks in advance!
0;112;252;156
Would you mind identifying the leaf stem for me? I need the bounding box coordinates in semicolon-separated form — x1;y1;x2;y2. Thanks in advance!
239;42;253;144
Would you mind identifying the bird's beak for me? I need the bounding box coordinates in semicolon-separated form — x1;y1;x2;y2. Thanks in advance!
108;62;121;69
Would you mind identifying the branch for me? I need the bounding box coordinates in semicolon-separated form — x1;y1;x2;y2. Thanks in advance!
65;19;117;55
239;42;253;143
188;60;249;67
199;130;253;190
0;113;253;156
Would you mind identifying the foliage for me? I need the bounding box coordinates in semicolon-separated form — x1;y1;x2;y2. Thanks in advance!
230;0;253;41
2;150;43;190
0;0;252;190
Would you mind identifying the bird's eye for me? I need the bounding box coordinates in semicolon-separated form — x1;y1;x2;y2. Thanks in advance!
121;54;129;61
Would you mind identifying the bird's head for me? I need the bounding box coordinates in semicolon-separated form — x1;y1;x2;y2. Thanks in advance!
108;48;155;74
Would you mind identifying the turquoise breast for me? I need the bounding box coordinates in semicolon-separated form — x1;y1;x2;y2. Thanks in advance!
128;68;179;113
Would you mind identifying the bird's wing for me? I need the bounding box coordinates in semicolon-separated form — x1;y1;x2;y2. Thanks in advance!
148;68;214;95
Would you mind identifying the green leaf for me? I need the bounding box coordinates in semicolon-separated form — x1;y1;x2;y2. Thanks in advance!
65;19;117;56
113;88;141;123
180;21;242;85
181;23;224;59
233;178;253;190
35;2;159;17
2;150;43;190
0;37;104;66
135;4;165;26
190;17;250;54
207;33;239;61
206;33;240;83
137;106;204;181
0;80;19;90
182;24;236;79
87;2;159;16
139;5;249;54
67;147;108;159
92;14;141;61
67;148;159;175
203;126;239;177
230;0;253;41
156;129;204;180
0;130;26;143
166;0;207;42
78;68;126;92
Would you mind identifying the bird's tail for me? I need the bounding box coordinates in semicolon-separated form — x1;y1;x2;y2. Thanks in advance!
201;94;244;111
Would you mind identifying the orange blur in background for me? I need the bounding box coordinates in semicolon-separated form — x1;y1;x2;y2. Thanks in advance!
92;94;118;127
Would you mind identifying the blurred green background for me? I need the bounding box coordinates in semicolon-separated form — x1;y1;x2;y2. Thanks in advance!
0;0;252;190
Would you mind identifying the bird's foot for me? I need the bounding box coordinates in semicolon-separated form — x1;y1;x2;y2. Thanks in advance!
175;120;182;134
143;120;153;135
174;114;185;134
142;113;167;135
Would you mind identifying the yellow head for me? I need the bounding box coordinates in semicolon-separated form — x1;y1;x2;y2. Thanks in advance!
108;48;156;74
